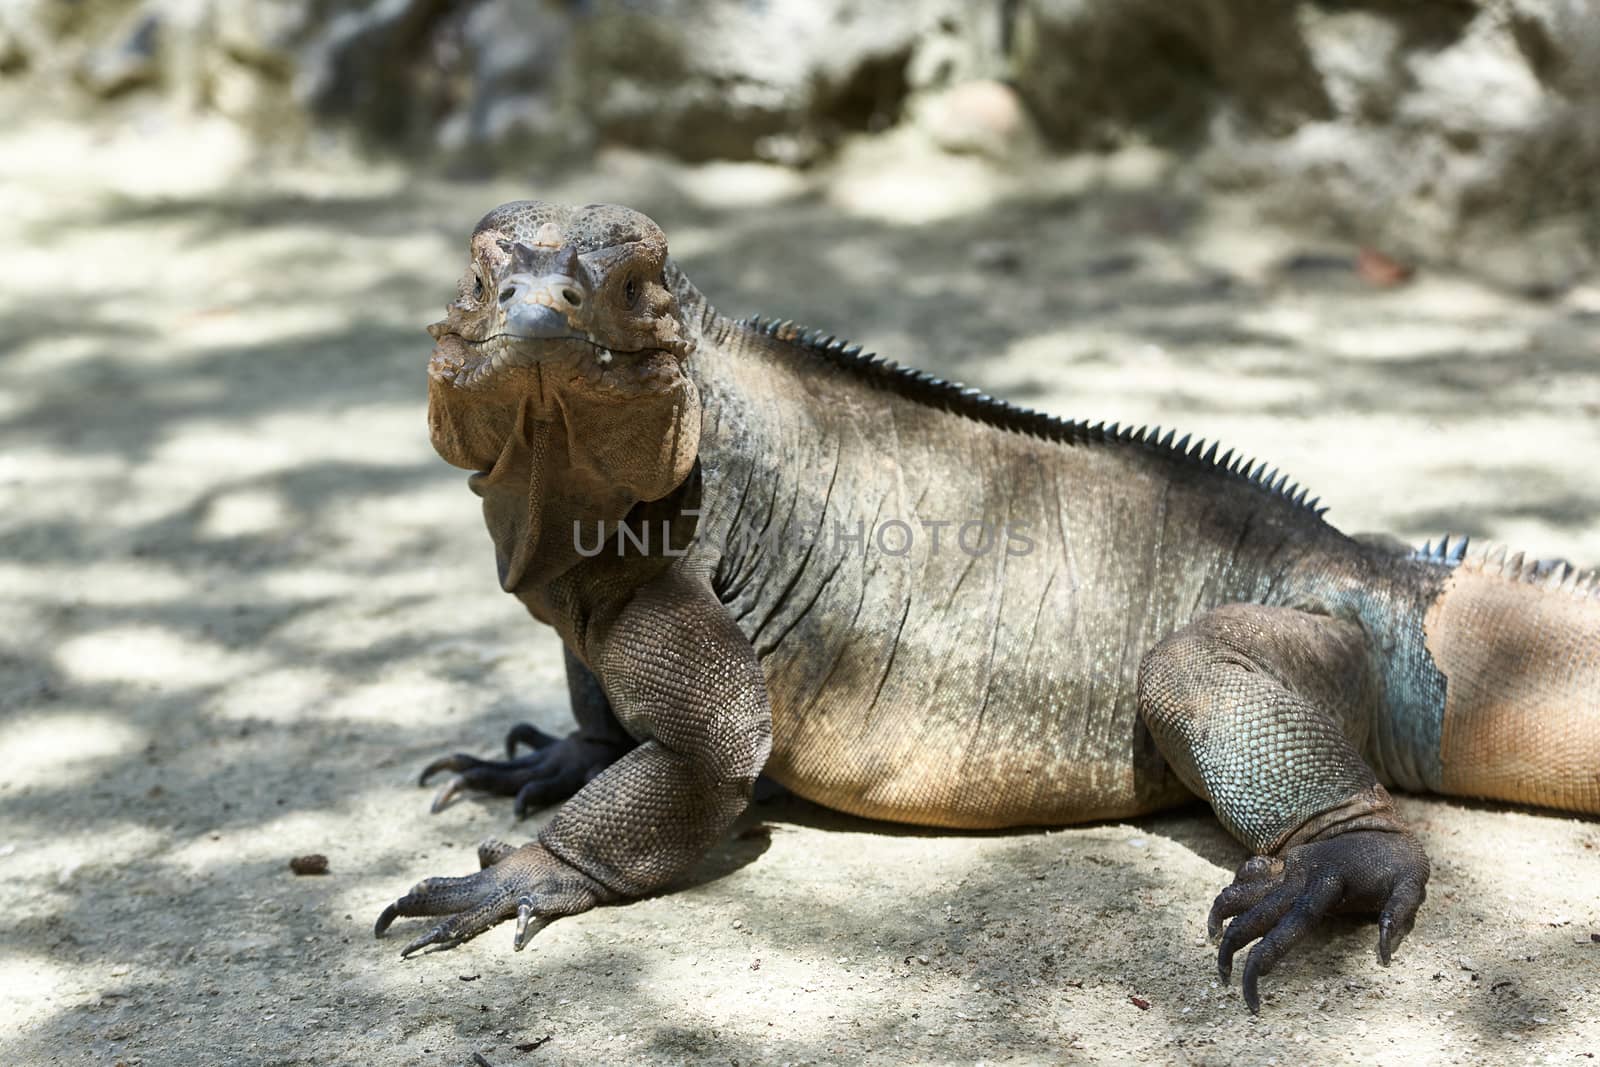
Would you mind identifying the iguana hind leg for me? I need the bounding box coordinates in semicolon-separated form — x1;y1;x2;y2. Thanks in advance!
1138;603;1429;1013
420;647;637;817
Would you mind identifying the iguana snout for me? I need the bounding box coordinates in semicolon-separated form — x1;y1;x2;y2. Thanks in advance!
495;244;588;343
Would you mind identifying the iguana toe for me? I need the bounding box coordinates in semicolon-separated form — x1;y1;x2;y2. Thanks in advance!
1206;854;1283;939
1210;830;1429;1013
418;751;540;812
375;841;604;955
417;727;630;816
476;838;517;867
504;722;559;756
512;770;592;819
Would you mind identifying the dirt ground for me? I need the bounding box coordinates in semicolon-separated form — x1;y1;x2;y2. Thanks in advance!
2;110;1598;1067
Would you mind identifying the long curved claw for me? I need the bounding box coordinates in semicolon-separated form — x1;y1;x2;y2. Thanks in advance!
419;752;481;786
1207;830;1430;1013
431;774;470;813
402;920;462;957
1376;874;1426;965
514;897;545;951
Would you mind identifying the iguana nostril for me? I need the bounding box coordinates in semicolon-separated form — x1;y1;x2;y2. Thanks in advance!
499;287;517;304
561;288;582;308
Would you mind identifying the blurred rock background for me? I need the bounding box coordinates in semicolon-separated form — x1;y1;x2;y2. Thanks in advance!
4;8;1600;1064
3;0;1597;290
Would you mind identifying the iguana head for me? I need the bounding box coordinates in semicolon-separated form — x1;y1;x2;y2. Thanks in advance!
426;200;701;503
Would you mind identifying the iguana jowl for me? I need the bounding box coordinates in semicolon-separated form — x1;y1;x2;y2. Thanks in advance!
376;200;1600;1012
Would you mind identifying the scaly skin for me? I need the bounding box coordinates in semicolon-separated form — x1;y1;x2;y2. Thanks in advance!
374;200;1600;1013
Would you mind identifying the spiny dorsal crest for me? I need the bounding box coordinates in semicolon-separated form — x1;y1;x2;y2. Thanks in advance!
1413;534;1471;566
1421;534;1600;599
738;314;1328;518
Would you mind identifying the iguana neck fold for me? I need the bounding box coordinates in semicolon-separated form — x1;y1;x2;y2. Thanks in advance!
467;401;551;593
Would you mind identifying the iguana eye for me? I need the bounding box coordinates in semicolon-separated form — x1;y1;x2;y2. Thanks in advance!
624;277;638;306
473;275;485;301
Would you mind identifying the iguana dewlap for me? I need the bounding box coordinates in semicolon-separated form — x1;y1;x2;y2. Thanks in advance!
377;200;1600;1013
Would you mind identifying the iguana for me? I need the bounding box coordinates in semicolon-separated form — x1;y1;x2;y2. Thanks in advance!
375;200;1600;1012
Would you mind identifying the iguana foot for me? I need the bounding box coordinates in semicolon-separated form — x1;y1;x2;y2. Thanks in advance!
419;723;629;817
1209;830;1429;1013
374;838;606;955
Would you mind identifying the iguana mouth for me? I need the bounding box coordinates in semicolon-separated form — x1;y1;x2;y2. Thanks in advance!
429;331;679;392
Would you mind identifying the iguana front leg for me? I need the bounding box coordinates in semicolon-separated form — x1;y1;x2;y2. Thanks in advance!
376;564;773;954
420;647;637;816
1138;603;1430;1012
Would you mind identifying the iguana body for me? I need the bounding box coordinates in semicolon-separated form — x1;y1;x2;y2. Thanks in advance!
378;201;1600;1012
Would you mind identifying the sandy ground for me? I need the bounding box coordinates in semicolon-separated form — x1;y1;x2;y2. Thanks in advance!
2;111;1598;1067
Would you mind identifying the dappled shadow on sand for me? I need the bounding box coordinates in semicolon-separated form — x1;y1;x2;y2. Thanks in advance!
2;159;1597;1065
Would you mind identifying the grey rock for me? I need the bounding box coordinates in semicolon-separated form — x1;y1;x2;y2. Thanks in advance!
1011;0;1331;150
920;78;1034;159
568;0;967;163
1011;0;1600;289
78;9;162;98
0;0;1594;287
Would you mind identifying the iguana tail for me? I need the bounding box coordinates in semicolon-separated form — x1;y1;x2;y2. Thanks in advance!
1422;546;1600;814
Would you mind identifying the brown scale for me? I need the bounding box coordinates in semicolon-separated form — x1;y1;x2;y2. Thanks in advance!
1425;546;1600;813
